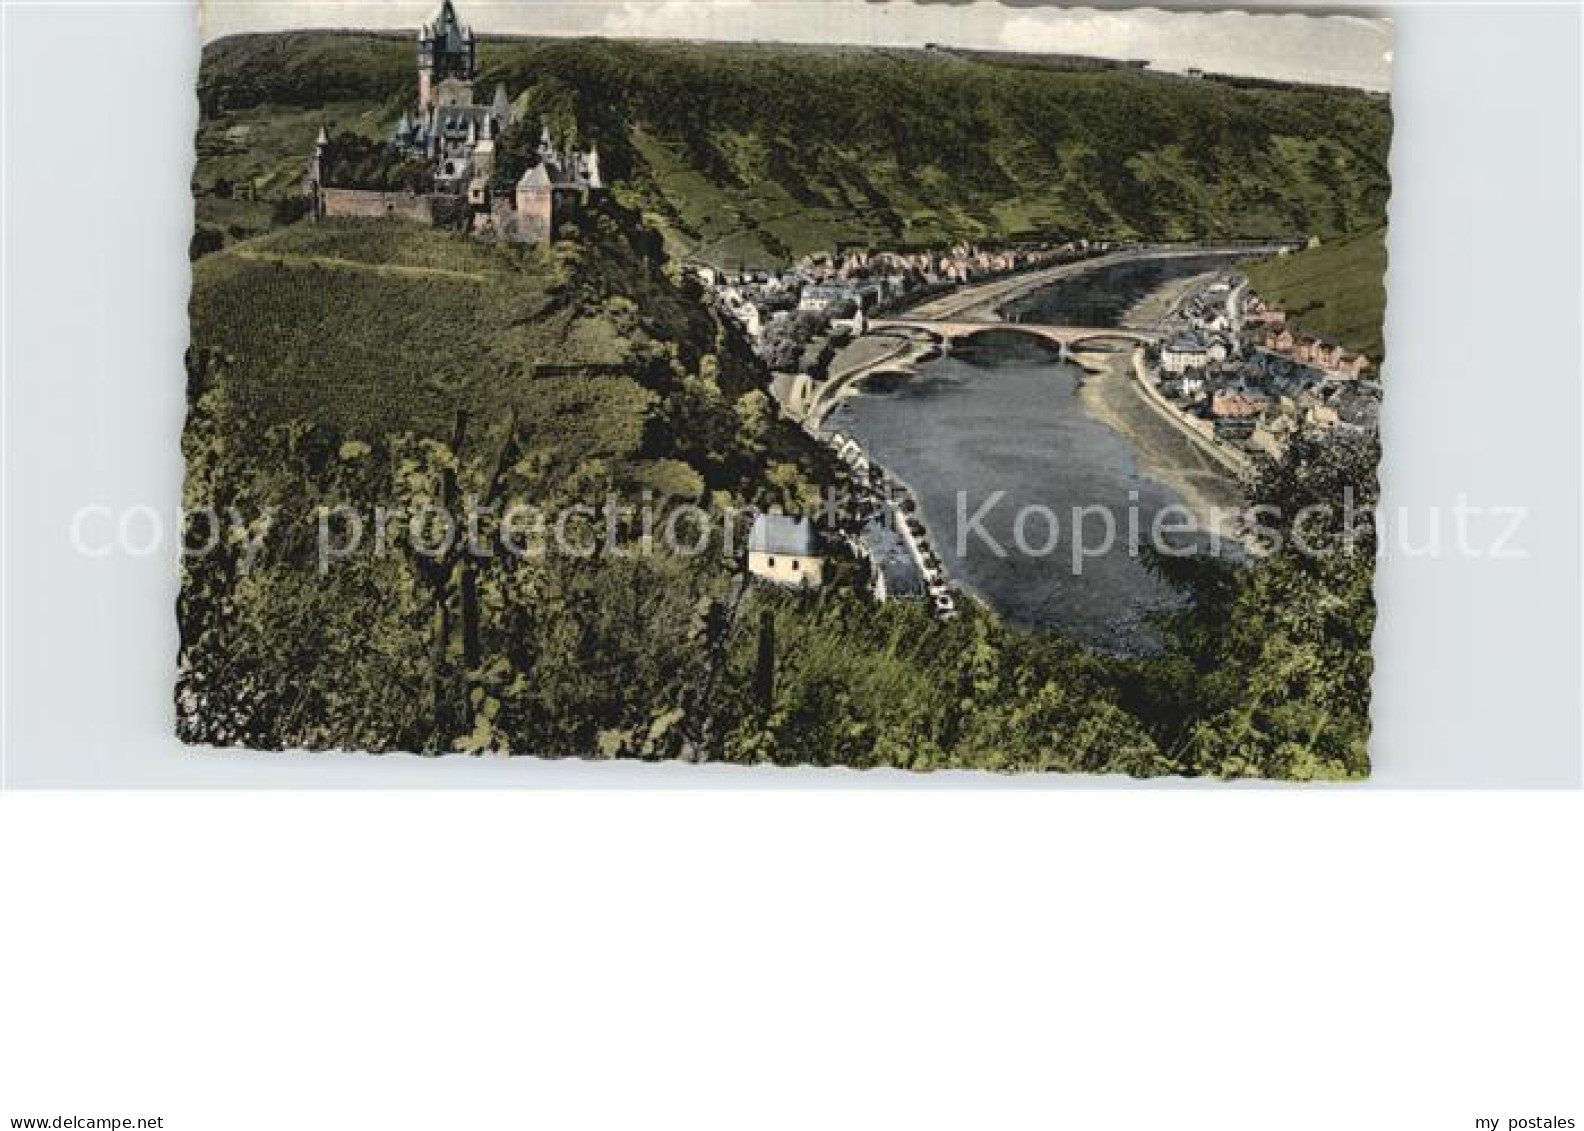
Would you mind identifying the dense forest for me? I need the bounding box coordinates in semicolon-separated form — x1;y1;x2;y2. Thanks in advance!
197;32;1393;266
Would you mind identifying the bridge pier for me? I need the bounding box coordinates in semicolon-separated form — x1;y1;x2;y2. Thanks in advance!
869;319;1158;358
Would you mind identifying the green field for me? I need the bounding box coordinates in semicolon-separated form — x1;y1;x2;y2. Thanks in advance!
187;209;837;506
1243;226;1388;360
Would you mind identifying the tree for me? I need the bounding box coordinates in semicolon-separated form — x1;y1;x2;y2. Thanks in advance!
489;118;544;191
1149;429;1379;779
320;131;433;193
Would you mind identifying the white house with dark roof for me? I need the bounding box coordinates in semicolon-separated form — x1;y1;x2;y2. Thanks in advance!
1161;335;1212;374
747;514;825;589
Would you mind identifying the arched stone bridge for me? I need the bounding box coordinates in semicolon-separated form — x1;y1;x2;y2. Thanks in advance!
868;319;1160;356
803;319;1161;429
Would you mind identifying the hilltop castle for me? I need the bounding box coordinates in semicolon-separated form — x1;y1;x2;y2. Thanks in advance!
306;0;603;243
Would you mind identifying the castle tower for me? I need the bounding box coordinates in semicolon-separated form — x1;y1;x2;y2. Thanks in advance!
491;83;513;126
514;163;555;244
417;0;476;116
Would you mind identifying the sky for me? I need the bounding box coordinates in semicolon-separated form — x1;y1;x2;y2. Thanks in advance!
199;1;1394;92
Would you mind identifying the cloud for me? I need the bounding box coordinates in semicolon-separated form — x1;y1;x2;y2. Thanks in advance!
202;0;1392;91
601;0;755;41
998;7;1389;89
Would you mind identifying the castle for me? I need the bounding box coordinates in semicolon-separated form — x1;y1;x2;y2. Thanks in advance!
305;0;603;243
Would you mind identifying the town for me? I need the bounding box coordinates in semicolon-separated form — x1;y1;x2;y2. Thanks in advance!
691;240;1104;379
712;241;1384;616
1145;272;1380;458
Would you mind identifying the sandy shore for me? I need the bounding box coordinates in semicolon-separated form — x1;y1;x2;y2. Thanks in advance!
1120;269;1220;331
805;332;938;427
1076;351;1247;544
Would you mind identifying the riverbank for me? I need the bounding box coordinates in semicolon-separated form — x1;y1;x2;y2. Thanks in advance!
903;249;1128;321
805;332;937;426
1008;254;1254;544
902;245;1272;324
812;248;1266;643
1076;349;1248;544
1121;269;1220;331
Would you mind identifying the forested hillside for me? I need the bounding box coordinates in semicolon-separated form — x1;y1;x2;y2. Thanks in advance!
199;32;1393;267
181;207;847;756
180;214;1189;769
182;208;1376;776
1243;226;1389;359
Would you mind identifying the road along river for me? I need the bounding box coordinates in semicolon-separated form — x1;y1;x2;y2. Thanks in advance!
822;251;1258;654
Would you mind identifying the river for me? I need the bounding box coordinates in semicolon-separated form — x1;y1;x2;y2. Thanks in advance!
1000;252;1249;328
823;253;1248;654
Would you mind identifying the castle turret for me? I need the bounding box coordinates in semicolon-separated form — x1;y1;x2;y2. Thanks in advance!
514;162;556;243
309;124;330;179
305;125;331;214
473;112;496;178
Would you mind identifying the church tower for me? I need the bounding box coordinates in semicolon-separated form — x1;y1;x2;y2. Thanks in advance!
417;0;477;116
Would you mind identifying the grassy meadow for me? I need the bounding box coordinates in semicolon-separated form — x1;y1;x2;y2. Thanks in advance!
1243;226;1389;359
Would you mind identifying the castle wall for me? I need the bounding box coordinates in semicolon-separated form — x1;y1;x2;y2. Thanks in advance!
317;189;472;229
320;188;434;224
434;77;474;108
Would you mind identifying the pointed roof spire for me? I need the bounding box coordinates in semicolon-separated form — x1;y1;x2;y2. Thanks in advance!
315;124;329;147
517;163;552;190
